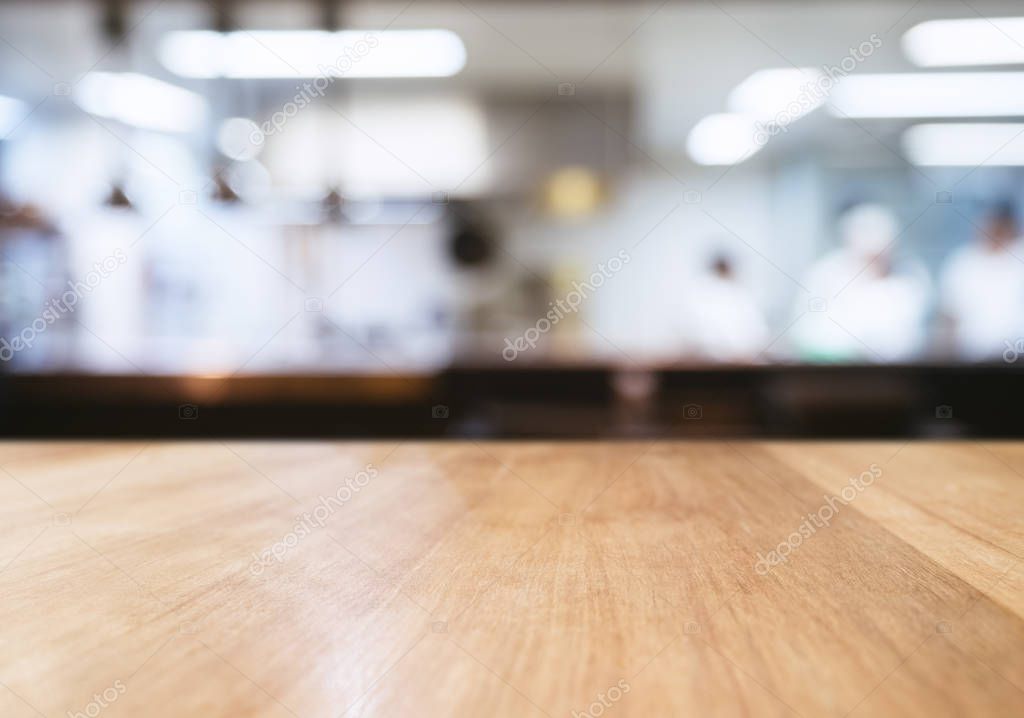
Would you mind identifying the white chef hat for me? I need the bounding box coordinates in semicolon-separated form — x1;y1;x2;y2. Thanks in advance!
838;203;899;254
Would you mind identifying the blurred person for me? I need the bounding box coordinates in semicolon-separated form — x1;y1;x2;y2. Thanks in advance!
679;252;769;362
939;203;1024;361
0;195;67;367
61;184;143;370
790;204;929;362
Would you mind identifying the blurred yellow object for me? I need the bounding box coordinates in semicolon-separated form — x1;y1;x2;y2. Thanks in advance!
543;166;604;218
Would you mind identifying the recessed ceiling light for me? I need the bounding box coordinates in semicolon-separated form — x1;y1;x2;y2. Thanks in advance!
74;72;207;132
903;123;1024;165
828;72;1024;118
728;68;825;123
686;113;763;166
903;17;1024;67
159;30;467;79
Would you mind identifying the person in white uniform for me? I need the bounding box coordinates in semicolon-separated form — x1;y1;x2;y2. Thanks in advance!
939;204;1024;362
680;253;769;362
790;204;930;363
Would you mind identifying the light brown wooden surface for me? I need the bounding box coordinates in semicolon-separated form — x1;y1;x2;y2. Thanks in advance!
1;441;1022;717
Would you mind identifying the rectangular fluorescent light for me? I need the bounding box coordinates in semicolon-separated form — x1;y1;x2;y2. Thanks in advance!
828;73;1024;118
159;30;466;79
903;123;1024;165
268;97;490;195
727;68;825;123
686;113;763;165
904;17;1024;67
74;72;207;132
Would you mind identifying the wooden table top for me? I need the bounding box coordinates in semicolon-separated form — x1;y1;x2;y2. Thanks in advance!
1;441;1021;717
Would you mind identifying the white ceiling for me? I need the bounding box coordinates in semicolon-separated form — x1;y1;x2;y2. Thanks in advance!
2;1;1023;165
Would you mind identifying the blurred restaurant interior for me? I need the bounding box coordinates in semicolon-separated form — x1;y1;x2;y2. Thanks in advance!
1;0;1023;436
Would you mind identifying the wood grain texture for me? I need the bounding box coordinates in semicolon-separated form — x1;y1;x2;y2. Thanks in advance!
0;441;1021;717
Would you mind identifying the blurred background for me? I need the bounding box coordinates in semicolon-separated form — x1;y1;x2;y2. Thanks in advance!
1;0;1023;437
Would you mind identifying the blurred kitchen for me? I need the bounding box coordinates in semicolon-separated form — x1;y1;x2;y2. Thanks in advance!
1;0;1023;437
